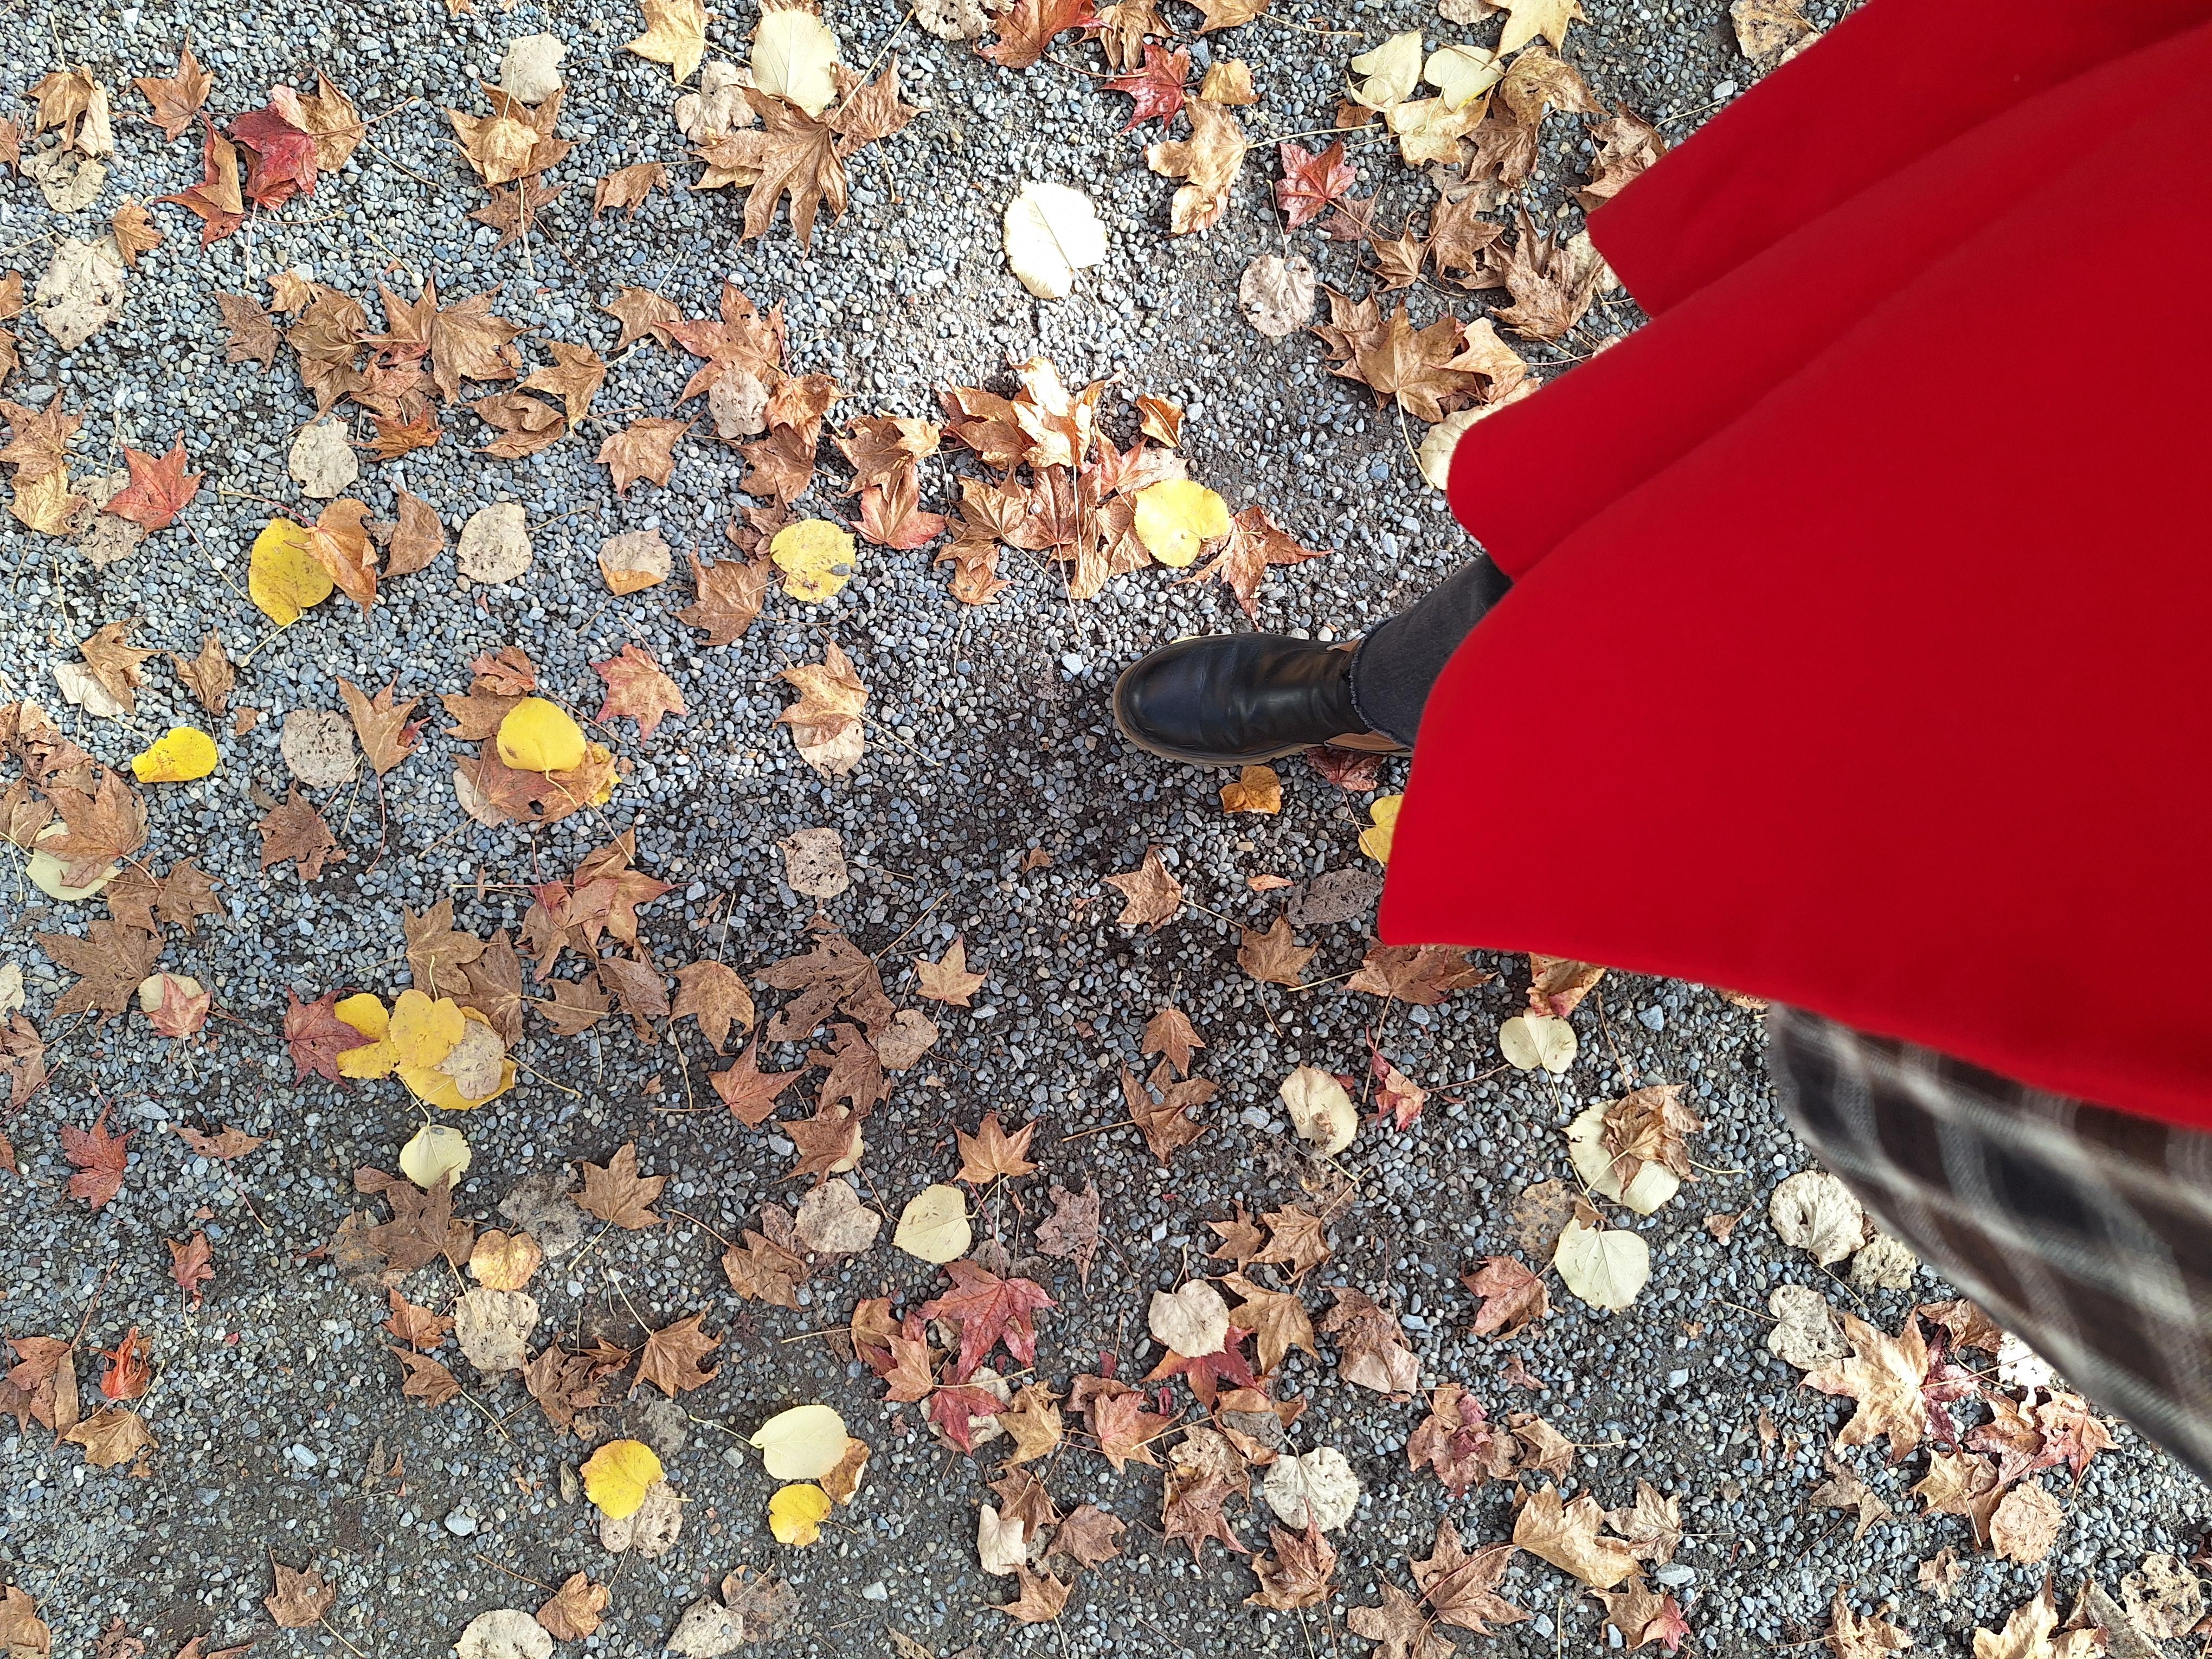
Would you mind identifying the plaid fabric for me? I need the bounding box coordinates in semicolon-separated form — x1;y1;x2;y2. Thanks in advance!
1768;1004;2212;1481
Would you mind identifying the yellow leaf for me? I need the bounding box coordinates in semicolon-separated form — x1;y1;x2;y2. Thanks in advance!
398;1123;472;1189
626;0;710;83
389;988;465;1069
402;1046;516;1113
581;1438;664;1520
770;518;858;603
751;9;841;117
129;726;218;782
768;1482;832;1546
496;696;587;773
1219;764;1282;814
752;1404;850;1479
333;993;388;1039
248;516;334;626
1131;479;1232;568
1359;793;1403;864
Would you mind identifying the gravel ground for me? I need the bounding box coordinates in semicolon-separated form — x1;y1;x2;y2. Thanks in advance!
3;1;2205;1656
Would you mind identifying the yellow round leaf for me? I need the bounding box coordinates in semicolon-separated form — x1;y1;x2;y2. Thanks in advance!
398;1123;472;1190
769;518;858;602
248;516;334;626
892;1183;970;1264
581;1438;663;1520
751;1404;850;1480
129;726;218;783
1359;793;1403;865
338;1037;397;1079
768;1482;832;1546
496;697;587;774
1131;478;1232;568
389;988;465;1069
401;1055;516;1113
333;993;389;1040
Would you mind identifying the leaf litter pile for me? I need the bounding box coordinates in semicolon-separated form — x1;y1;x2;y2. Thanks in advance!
0;1;2197;1657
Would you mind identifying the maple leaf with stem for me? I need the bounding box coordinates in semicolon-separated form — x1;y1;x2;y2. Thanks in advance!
1120;1061;1214;1164
232;102;318;208
1107;43;1190;131
678;550;774;646
709;1038;800;1124
156;116;244;245
1105;846;1183;928
592;642;688;738
44;770;147;888
337;679;423;777
258;787;345;880
1463;1255;1552;1339
1412;1517;1529;1636
38;919;160;1020
672;960;754;1053
1187;505;1329;617
167;1232;214;1309
983;0;1101;69
1803;1314;1934;1463
576;1142;664;1228
1248;1517;1337;1610
635;1311;720;1396
1349;943;1492;1005
921;1260;1054;1381
60;1105;131;1210
1143;1005;1205;1076
104;436;202;532
915;935;987;1006
136;43;213;141
1238;915;1317;988
1146;1320;1258;1408
955;1110;1038;1185
598;416;690;493
1276;140;1356;229
1074;1375;1172;1472
521;340;607;425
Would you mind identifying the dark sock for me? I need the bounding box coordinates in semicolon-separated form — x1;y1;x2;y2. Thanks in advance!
1347;556;1513;745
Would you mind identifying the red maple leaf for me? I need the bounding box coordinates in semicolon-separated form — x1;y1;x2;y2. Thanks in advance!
232;103;318;208
156;115;246;246
1276;140;1356;229
1642;1596;1693;1654
284;989;374;1084
919;1260;1056;1381
1144;1321;1258;1408
99;1326;152;1400
1106;43;1189;132
105;436;204;532
60;1105;131;1210
927;1382;1008;1452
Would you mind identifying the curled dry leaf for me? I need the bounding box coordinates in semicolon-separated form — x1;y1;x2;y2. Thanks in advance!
1770;1169;1868;1267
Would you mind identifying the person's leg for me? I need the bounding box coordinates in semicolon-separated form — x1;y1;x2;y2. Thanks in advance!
1113;552;1512;765
1346;555;1514;746
1769;1006;2212;1481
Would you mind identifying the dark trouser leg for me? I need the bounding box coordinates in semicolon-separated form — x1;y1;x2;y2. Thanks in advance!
1347;555;1515;747
1769;1005;2212;1482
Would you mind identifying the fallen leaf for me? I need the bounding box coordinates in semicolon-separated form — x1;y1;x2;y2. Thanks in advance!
263;1561;336;1630
1347;1580;1454;1659
1553;1216;1649;1310
1105;847;1182;928
1002;181;1109;300
575;1142;664;1229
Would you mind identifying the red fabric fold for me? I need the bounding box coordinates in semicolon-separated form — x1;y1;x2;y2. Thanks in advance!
1384;5;2212;1130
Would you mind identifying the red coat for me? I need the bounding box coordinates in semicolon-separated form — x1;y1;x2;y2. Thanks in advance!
1381;0;2212;1130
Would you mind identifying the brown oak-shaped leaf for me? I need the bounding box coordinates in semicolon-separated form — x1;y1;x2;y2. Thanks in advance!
575;1142;664;1229
258;788;344;880
635;1311;720;1396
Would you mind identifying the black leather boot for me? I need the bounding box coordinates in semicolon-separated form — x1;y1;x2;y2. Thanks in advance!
1112;635;1405;767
